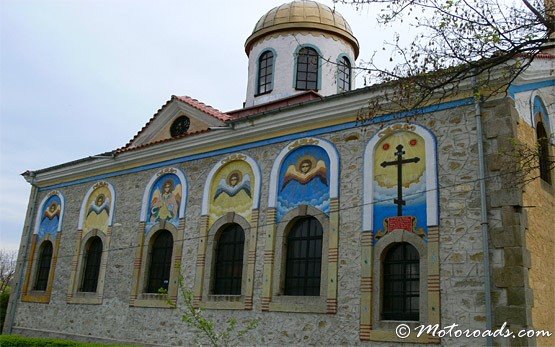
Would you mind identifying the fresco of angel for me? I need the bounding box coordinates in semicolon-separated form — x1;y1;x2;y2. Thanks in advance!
281;156;327;191
84;193;110;232
150;178;182;223
214;170;252;200
39;198;61;236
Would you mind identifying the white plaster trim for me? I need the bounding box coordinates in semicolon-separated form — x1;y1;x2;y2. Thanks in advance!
530;91;553;131
131;99;226;147
362;123;439;232
268;137;339;208
34;191;65;235
77;181;116;230
201;154;262;215
139;167;188;222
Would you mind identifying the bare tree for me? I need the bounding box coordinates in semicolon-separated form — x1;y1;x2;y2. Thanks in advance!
0;249;17;294
334;0;554;122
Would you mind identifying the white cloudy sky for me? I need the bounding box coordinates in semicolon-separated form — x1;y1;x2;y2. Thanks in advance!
0;0;405;251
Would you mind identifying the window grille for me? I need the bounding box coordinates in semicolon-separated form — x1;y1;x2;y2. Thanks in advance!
257;51;274;95
295;47;319;91
34;241;53;291
80;237;103;292
213;224;245;295
146;230;173;293
382;242;420;321
338;56;351;92
284;217;323;296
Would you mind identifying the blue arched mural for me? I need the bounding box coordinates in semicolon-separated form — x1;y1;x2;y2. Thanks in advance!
38;195;62;238
145;173;183;232
276;145;331;221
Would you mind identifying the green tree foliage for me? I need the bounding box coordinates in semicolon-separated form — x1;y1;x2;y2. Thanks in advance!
334;0;554;120
163;275;258;347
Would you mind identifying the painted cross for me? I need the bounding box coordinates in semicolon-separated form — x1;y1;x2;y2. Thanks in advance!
380;144;420;216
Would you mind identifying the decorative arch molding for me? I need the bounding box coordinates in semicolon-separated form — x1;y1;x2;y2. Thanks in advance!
77;181;116;230
362;123;439;232
530;91;551;129
140;167;188;222
201;153;262;215
24;190;65;303
268;137;340;209
195;154;261;311
33;190;65;236
195;213;255;310
263;138;340;314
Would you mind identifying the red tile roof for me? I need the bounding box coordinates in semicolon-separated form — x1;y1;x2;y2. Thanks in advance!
122;95;230;150
116;128;211;154
174;95;232;121
120;92;322;153
227;91;322;119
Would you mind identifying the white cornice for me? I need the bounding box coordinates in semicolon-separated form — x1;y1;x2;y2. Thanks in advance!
31;63;553;187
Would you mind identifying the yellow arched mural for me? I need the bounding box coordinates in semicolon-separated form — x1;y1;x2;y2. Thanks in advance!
83;184;111;234
209;160;254;226
373;131;426;188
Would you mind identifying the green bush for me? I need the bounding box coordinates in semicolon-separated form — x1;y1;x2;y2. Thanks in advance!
0;291;9;334
0;335;131;347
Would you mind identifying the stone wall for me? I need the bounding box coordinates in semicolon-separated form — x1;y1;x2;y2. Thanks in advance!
516;120;555;347
8;101;499;346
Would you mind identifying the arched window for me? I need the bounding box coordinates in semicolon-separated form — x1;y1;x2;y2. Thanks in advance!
338;56;351;92
382;242;419;321
537;122;552;184
257;50;274;95
213;224;245;295
80;237;103;292
34;241;53;291
284;217;323;296
295;47;319;91
146;230;173;293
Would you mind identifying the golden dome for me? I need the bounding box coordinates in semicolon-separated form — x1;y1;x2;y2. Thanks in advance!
245;0;359;58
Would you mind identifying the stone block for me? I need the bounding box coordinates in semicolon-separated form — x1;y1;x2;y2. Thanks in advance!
493;306;529;326
506;287;529;306
504;247;526;267
486;154;503;171
490;227;522;248
490;189;523;208
493;266;525;288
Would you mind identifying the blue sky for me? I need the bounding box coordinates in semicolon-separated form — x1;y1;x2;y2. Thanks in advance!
0;0;398;251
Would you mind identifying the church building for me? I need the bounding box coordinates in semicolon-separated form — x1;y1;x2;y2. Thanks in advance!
4;1;554;346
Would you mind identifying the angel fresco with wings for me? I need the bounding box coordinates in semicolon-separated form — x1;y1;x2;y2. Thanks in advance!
281;156;327;191
276;148;331;222
150;178;182;224
39;199;61;236
84;193;110;232
214;170;252;200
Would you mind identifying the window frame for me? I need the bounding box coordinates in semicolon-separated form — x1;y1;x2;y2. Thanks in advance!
212;223;245;296
145;229;174;293
130;223;182;308
294;46;320;91
372;231;427;330
33;240;53;291
199;213;251;310
536;121;552;185
269;205;330;313
337;55;352;93
256;49;275;96
67;230;110;305
381;242;420;321
283;216;323;296
22;234;61;304
79;236;103;293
